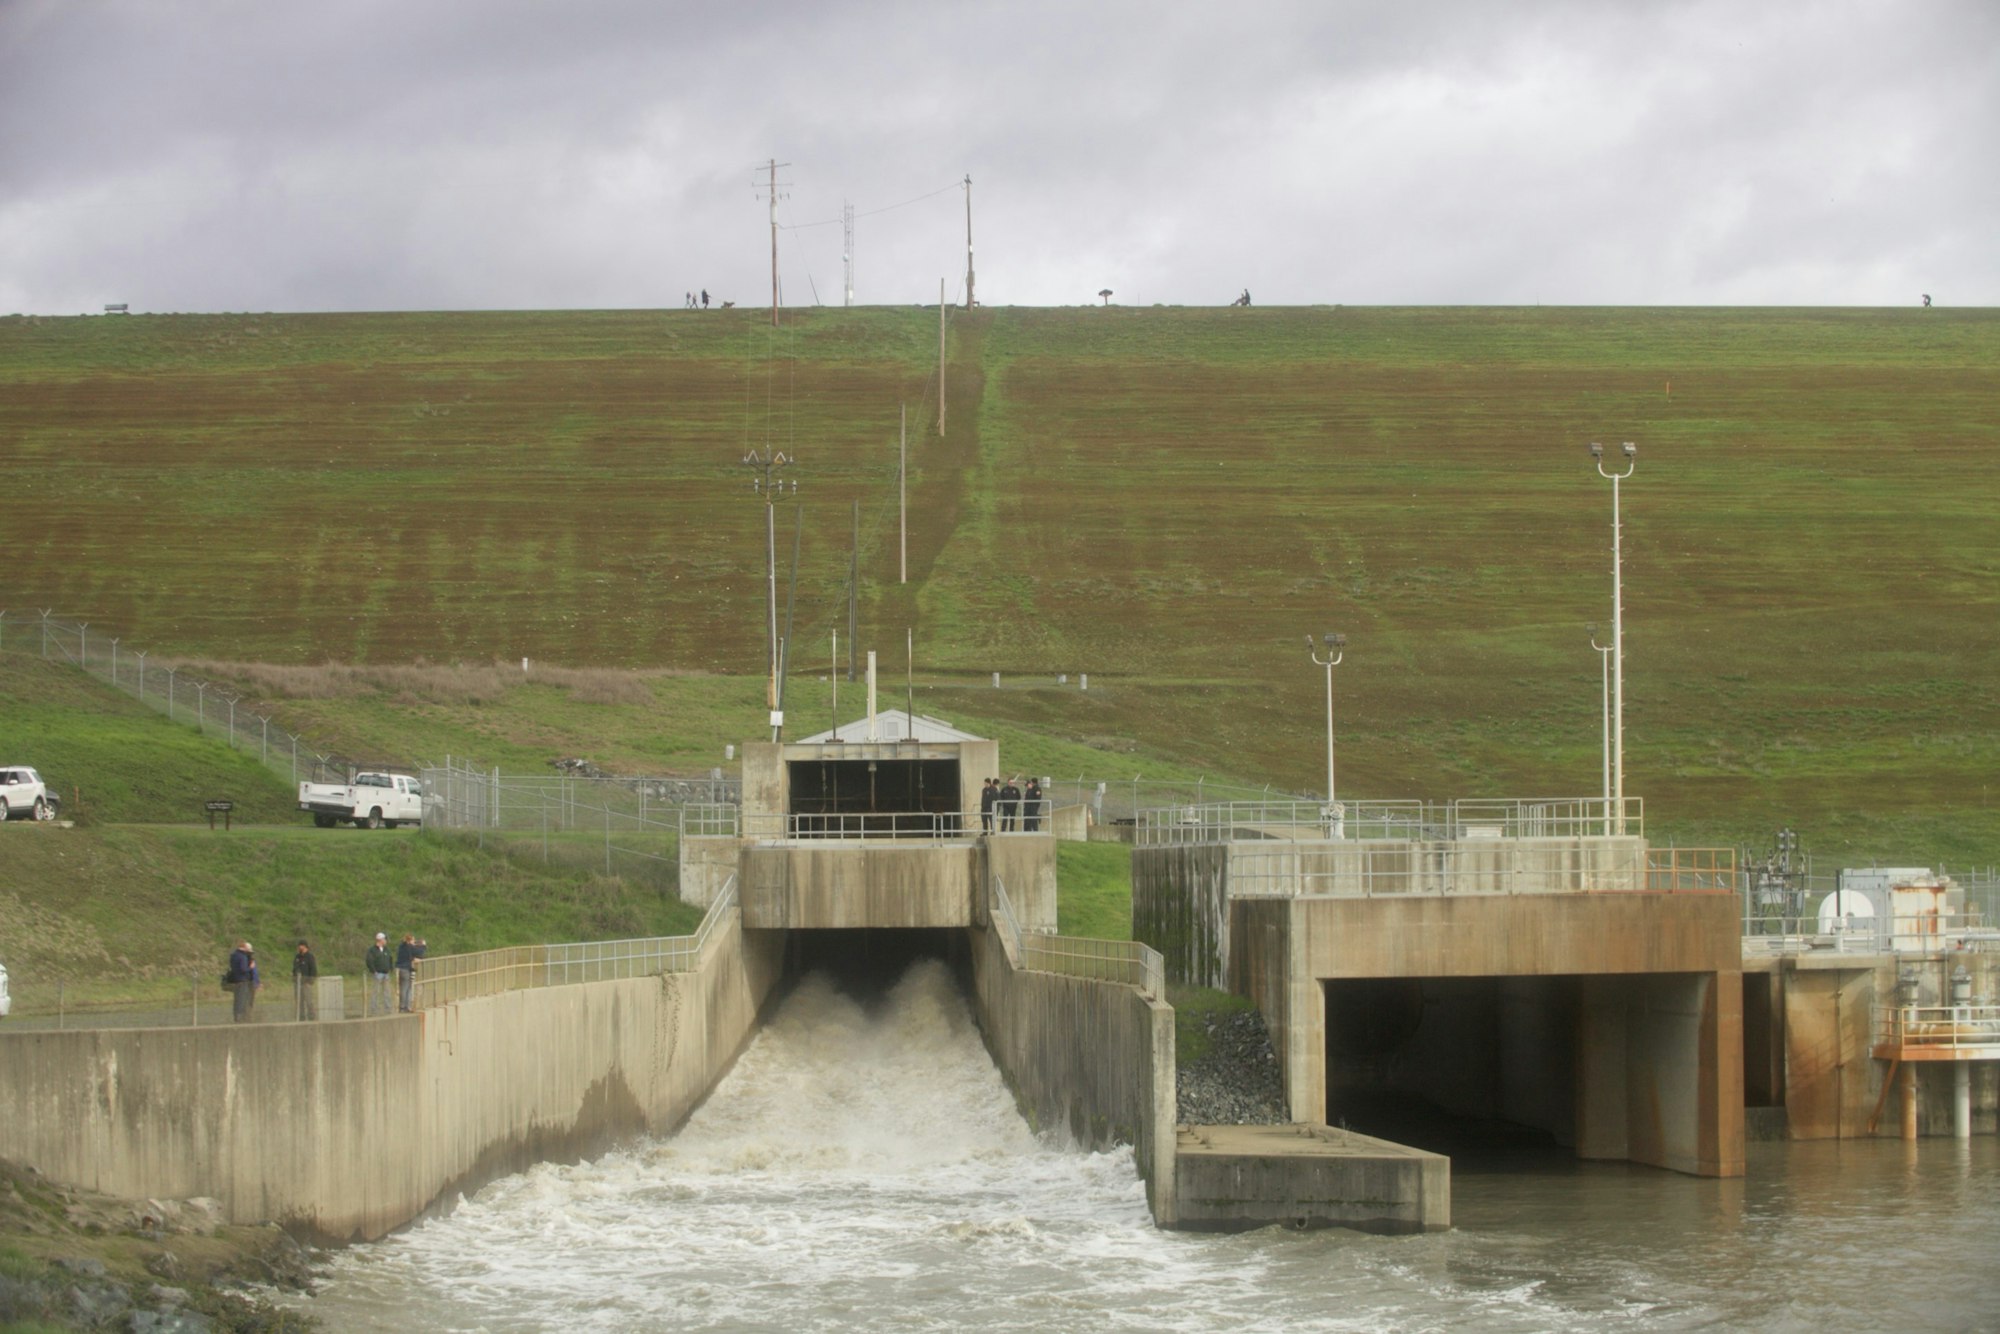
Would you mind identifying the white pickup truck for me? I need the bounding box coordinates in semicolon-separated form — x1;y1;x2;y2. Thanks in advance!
299;771;425;829
0;766;59;821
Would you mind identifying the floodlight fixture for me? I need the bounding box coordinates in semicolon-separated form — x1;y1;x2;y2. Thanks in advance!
1590;440;1637;832
1307;631;1348;835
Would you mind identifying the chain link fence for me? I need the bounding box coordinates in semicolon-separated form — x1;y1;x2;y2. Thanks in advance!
6;610;353;785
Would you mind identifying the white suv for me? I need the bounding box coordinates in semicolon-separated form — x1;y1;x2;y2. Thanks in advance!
0;767;58;821
0;962;11;1018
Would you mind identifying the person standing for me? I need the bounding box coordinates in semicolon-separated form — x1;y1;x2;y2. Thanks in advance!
981;777;998;834
700;289;710;309
999;776;1022;832
292;940;319;1021
396;932;427;1013
365;932;394;1017
226;941;259;1023
1023;777;1044;832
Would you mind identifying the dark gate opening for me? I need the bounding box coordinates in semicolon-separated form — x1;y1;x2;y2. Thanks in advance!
1325;976;1579;1164
784;927;970;1000
787;758;962;837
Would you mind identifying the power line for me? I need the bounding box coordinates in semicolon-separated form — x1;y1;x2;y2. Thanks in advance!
780;179;962;232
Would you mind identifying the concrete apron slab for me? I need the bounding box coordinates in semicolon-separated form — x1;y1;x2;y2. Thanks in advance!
1170;1122;1449;1233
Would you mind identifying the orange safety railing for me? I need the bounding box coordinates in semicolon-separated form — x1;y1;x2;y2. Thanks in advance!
1645;847;1737;891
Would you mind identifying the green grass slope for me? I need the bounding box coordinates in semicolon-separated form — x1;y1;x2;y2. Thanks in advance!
4;305;1997;867
0;825;702;1018
0;648;299;823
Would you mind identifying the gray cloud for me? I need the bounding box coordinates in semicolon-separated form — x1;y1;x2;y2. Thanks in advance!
2;0;1993;313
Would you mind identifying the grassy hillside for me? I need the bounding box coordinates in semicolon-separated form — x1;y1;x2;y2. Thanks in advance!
0;825;702;1018
4;305;1997;867
0;648;299;823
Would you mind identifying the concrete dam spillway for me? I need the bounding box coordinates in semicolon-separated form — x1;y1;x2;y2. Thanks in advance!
301;960;2000;1333
6;707;1995;1326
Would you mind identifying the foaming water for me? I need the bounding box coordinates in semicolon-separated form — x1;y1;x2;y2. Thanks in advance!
301;963;2000;1333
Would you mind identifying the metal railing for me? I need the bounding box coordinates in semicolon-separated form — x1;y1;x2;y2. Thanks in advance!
1743;911;2000;957
1195;841;1726;898
1740;868;2000;954
685;802;1057;843
990;875;1164;1001
1044;776;1313;827
682;803;741;838
1134;797;1643;846
1020;934;1165;1001
416;877;737;1008
1646;847;1736;891
748;810;980;841
1873;1003;2000;1054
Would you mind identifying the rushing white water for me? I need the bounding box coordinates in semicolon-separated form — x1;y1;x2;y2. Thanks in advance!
301;961;2000;1333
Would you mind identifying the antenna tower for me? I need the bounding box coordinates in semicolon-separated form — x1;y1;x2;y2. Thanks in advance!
842;202;855;307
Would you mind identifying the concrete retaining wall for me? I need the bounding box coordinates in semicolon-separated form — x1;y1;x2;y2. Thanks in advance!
965;922;1178;1224
678;834;744;908
1132;844;1232;988
987;834;1058;932
0;916;783;1241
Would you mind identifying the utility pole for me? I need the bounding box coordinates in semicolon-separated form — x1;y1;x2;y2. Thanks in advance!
842;201;855;307
964;174;975;310
743;448;795;710
899;404;908;584
856;504;864;688
759;158;791;329
938;279;947;437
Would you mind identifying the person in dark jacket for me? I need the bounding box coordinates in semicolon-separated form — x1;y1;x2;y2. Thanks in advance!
980;777;998;834
365;932;394;1017
292;940;319;1021
395;933;427;1013
227;941;259;1022
998;777;1022;832
1023;777;1044;831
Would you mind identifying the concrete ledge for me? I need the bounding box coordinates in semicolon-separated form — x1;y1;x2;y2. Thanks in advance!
1172;1123;1449;1233
741;844;980;928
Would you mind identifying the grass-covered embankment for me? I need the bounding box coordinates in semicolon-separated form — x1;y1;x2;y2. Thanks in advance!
4;304;1997;865
0;824;702;1018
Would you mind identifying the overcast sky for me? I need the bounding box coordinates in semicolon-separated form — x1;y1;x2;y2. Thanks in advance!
3;0;1994;314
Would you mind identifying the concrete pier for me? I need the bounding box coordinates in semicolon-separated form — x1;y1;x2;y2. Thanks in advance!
1173;1124;1448;1232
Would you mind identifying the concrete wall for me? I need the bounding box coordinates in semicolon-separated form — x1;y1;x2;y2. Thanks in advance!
1775;953;1999;1139
965;921;1178;1224
1134;837;1652;988
1050;803;1091;842
0;916;784;1241
1132;844;1232;989
679;834;744;908
987;833;1058;932
741;741;785;820
740;844;981;929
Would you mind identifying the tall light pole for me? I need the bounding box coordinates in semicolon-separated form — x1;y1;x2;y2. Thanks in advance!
1590;442;1636;835
1306;632;1347;838
1588;622;1613;833
742;448;795;714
